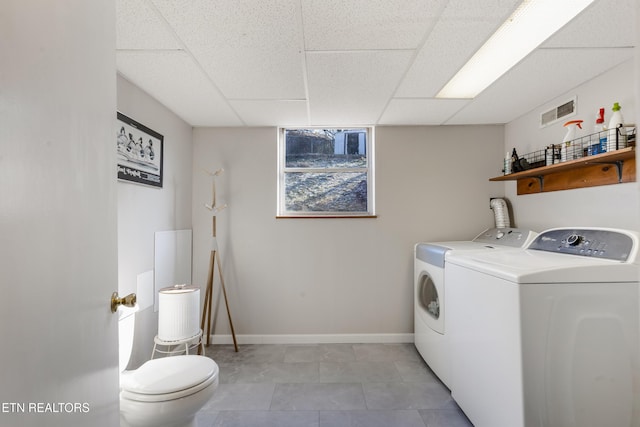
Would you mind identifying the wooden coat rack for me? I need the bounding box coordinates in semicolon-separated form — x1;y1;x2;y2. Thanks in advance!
200;169;238;352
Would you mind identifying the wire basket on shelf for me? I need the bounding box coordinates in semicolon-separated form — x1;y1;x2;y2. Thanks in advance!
519;149;546;170
505;126;635;174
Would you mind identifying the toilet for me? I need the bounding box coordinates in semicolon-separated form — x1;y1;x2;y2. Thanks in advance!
118;306;219;427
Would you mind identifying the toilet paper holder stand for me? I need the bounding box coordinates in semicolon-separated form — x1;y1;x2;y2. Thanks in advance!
151;330;205;358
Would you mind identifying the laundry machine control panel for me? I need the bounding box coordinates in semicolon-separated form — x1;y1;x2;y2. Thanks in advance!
474;228;537;247
528;228;635;261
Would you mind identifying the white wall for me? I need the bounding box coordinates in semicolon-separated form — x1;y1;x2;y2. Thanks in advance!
192;125;505;341
116;75;193;367
505;59;639;232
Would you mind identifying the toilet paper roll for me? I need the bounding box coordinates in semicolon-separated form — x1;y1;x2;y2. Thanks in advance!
158;284;200;342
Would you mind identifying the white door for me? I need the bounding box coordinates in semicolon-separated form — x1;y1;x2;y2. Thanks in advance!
0;1;120;426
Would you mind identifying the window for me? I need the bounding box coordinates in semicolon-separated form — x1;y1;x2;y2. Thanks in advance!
277;127;374;217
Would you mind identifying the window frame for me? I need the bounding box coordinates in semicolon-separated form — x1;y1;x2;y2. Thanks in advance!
277;126;375;218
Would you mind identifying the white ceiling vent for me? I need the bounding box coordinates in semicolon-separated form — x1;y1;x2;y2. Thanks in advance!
540;97;577;127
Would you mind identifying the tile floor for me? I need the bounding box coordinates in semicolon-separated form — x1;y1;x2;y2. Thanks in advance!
196;343;473;427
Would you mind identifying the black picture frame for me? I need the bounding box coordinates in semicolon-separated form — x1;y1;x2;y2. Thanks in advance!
116;112;164;188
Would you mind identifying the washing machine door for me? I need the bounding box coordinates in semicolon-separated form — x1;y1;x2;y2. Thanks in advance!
416;271;444;334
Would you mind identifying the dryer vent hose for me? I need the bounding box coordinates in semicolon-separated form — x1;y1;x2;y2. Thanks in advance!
490;198;510;228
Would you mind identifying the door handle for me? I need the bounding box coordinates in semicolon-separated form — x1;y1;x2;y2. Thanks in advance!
111;292;137;313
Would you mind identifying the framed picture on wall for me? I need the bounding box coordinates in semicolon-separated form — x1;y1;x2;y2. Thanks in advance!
116;112;164;188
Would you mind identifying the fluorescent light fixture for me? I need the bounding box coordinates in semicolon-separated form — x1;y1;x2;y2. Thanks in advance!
436;0;595;99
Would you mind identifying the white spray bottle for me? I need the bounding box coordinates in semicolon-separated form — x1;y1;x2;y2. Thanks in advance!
561;119;583;162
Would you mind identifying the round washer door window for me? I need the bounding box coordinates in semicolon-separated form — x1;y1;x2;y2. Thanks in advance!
417;273;440;319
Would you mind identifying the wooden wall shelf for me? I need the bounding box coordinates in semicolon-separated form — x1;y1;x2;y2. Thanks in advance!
490;147;636;195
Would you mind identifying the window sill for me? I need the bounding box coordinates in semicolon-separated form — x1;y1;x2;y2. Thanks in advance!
276;215;378;219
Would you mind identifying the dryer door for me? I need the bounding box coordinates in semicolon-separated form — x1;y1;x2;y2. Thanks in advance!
416;271;444;334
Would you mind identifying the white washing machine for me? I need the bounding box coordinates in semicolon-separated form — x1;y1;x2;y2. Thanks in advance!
446;227;640;427
414;227;537;388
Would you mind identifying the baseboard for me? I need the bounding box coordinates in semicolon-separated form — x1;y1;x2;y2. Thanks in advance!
205;333;415;345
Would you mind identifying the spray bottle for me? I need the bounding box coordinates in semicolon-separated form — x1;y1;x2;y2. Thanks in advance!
590;108;606;155
561;120;583;162
607;102;626;151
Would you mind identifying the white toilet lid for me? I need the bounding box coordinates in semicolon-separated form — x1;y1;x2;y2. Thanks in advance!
121;355;218;396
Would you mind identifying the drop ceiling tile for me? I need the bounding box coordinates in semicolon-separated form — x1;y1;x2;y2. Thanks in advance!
114;0;637;127
395;0;521;98
117;51;243;126
305;50;414;125
152;0;306;100
542;0;636;48
230;100;309;126
116;0;181;50
301;0;448;51
446;47;634;125
378;98;470;125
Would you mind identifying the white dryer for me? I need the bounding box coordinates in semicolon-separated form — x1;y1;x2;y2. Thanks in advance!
446;227;640;427
414;227;537;388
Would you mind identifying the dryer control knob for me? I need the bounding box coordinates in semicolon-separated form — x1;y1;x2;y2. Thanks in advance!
566;234;582;246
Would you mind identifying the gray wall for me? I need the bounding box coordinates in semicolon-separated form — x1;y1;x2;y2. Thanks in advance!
116;74;194;367
117;17;640;346
192;125;505;341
